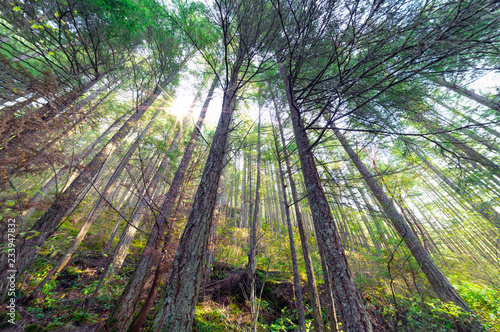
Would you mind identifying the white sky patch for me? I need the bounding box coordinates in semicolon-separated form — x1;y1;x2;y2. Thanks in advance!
169;76;223;125
468;71;500;94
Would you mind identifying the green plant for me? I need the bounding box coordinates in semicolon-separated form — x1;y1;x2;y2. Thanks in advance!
193;305;231;332
269;307;298;332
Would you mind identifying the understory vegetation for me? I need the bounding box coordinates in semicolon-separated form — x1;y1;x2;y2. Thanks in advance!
1;0;500;331
1;209;499;331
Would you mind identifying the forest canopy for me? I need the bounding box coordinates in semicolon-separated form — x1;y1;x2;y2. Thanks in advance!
0;0;499;331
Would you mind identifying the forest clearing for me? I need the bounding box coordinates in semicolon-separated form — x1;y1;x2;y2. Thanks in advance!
0;0;499;331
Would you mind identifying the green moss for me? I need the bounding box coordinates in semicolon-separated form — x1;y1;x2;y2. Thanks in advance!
193;305;232;332
24;324;47;332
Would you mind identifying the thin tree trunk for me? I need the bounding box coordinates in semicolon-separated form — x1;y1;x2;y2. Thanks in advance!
0;68;180;282
107;75;218;332
246;151;252;229
275;164;287;227
333;127;470;311
270;165;280;233
347;184;381;251
233;158;240;228
272;99;326;332
227;163;234;221
433;77;500;113
20;109;130;223
280;63;373;332
248;109;263;331
354;182;389;250
150;66;238;331
103;188;134;253
238;153;247;228
412;145;500;230
272;119;307;332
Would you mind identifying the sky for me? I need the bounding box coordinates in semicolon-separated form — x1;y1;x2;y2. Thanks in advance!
169;71;500;131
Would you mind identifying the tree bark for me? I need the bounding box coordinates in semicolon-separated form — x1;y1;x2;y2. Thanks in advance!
433;77;500;113
150;70;238;331
0;68;180;283
411;145;500;230
107;75;218;331
272;99;326;332
272;120;307;332
280;63;373;332
334;127;470;311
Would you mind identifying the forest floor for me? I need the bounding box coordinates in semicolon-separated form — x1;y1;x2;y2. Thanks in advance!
1;221;499;331
0;254;495;331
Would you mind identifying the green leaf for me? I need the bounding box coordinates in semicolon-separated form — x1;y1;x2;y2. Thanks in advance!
26;231;40;240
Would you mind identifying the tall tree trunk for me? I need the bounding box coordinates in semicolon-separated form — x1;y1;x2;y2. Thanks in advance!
246;151;252;229
419;114;500;176
351;172;391;250
433;77;500;113
102;187;134;253
272;100;326;332
227;163;234;221
275;164;287;227
233;159;240;227
411;145;500;230
107;75;218;332
279;63;373;332
29;108;162;295
109;126;182;272
333;127;470;311
20;109;130;223
272;120;307;332
269;165;280;233
240;153;247;229
0;68;180;282
248;109;262;331
150;68;238;331
345;182;382;251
